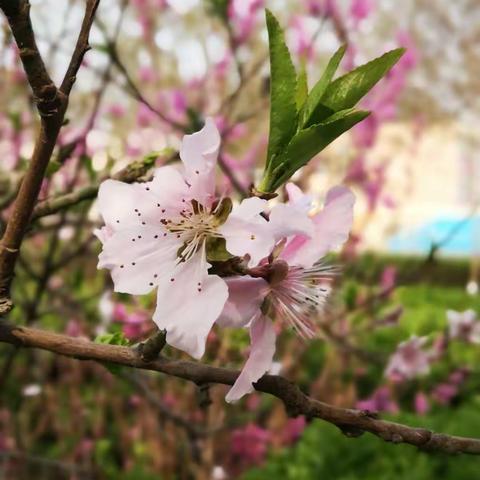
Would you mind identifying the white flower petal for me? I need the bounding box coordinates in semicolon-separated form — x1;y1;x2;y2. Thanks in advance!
97;180;160;230
268;203;314;240
98;226;179;295
150;165;191;208
226;314;276;402
283;185;355;268
286;182;313;212
153;249;228;359
180;117;220;202
219;197;274;266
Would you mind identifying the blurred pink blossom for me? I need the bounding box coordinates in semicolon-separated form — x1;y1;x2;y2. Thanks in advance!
136;104;157;127
446;309;480;344
306;0;338;17
385;336;431;381
432;383;458;406
414;391;430;415
231;423;270;465
228;0;264;45
380;265;397;295
139;65;157;83
107;103;126;118
357;386;399;413
349;0;374;23
289;16;315;60
65;319;85;338
448;368;469;386
281;416;307;445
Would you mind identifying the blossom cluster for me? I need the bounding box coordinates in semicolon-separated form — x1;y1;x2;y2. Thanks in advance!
95;119;355;401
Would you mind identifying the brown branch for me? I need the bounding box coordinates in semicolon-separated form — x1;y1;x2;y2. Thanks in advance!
0;321;479;456
0;0;99;314
0;0;61;117
60;0;99;96
31;153;172;221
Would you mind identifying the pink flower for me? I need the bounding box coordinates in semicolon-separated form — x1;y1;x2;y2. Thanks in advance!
136;104;157;127
385;336;431;381
281;416;306;445
414;391;430;415
219;184;355;401
231;423;270;465
380;265;396;295
96;119;274;359
432;383;458;406
107;104;126;118
357;386;399;414
228;0;264;45
446;309;480;344
306;0;338;17
289;16;315;60
448;368;469;385
117;311;150;340
138;65;157;83
349;0;374;23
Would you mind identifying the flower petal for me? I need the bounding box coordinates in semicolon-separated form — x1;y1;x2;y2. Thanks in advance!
219;197;274;266
180;117;220;202
98;226;179;295
226;314;276;402
286;182;313;212
282;185;355;267
97;180;161;231
150;165;191;209
268;203;314;240
153;249;228;359
218;277;269;328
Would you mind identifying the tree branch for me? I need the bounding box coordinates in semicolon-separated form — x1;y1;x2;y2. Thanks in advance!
60;0;99;96
0;0;61;117
0;0;99;314
0;321;479;456
31;153;174;221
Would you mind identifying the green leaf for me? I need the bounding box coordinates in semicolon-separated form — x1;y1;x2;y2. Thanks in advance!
319;48;405;116
260;109;370;192
94;332;130;375
265;9;298;168
95;331;129;346
296;66;308;112
300;44;346;127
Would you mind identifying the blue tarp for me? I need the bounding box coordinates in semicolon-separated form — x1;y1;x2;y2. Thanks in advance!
388;215;480;257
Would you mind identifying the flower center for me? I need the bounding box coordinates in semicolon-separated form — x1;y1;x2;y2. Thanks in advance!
267;263;333;338
162;199;231;262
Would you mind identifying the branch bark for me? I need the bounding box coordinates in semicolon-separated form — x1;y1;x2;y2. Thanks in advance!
0;321;479;456
31;153;174;221
0;0;99;314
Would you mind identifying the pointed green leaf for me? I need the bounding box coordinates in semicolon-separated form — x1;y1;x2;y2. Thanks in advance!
296;66;308;111
300;44;346;127
320;48;405;115
261;109;370;192
265;9;298;167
